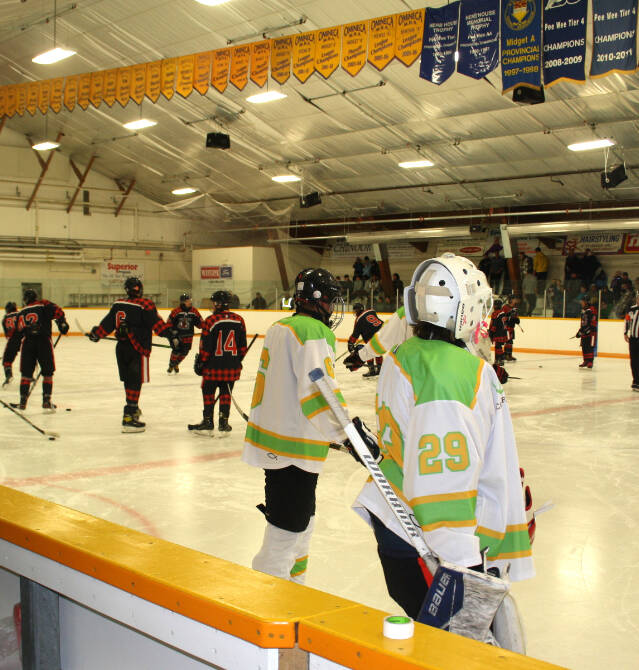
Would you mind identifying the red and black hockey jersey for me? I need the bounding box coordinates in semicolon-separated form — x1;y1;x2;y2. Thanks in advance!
15;300;65;339
578;305;598;339
502;304;520;338
95;296;168;356
2;310;18;339
489;307;508;343
166;306;203;336
199;311;247;381
348;309;384;346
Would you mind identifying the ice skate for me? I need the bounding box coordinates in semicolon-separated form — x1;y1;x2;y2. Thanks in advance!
188;409;214;437
42;396;56;413
578;361;588;368
122;405;145;433
218;415;232;435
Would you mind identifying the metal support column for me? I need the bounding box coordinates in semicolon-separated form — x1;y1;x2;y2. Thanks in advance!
26;132;64;211
20;577;61;670
67;155;97;213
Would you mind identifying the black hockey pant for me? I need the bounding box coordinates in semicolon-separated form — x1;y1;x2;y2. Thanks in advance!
20;336;55;401
2;335;21;370
116;340;148;406
581;334;596;364
259;466;318;533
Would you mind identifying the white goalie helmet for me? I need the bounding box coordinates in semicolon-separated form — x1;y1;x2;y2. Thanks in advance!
403;252;493;342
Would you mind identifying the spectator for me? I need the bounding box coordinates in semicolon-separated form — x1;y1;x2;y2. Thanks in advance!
611;271;624;301
599;286;614;319
581;249;601;286
391;272;404;296
251;292;267;309
230;293;240;309
616;281;635;318
341;274;353;297
335;275;342;283
486;235;503;255
546;279;564;317
370;259;381;280
564;248;582;294
522;271;537;316
382;295;393;311
478;253;491;279
519;251;533;275
352;274;366;300
533;247;549;287
593;266;607;290
353;257;364;278
362;256;372;279
489;251;506;292
587;283;599;307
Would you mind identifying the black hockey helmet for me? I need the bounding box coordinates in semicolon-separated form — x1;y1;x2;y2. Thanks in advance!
580;294;590;304
493;298;503;310
211;290;230;312
124;276;143;298
294;268;344;329
5;301;17;313
353;302;365;316
179;292;191;303
23;289;37;305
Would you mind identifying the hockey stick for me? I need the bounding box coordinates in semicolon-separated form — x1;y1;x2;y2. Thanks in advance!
0;399;59;440
336;339;363;362
74;318;171;348
230;333;259;421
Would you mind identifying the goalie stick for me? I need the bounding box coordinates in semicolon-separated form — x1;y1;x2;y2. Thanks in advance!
0;399;59;440
74;319;171;348
229;333;258;421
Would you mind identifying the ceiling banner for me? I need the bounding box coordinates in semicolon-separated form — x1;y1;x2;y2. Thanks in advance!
103;69;117;106
89;71;104;108
161;58;177;100
316;26;341;79
50;77;63;112
77;73;91;110
64;75;78;112
5;86;16;117
176;55;195;98
590;0;637;78
145;61;161;102
342;21;368;76
230;45;250;90
420;2;459;85
250;40;270;87
0;87;5;117
457;0;500;80
211;48;231;93
501;0;543;93
16;84;27;116
292;31;317;83
116;67;132;107
543;0;586;86
368;15;396;70
131;64;146;104
38;80;51;114
193;51;211;94
395;9;425;67
26;82;39;115
271;36;292;84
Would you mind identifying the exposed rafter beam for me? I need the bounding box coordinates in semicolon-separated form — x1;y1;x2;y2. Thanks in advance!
67;155;97;214
26;132;64;211
114;178;136;217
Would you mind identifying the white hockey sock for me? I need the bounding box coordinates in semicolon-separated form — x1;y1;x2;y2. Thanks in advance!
252;521;301;580
289;516;315;584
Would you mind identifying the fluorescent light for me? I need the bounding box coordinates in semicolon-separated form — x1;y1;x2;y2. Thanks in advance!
172;187;198;195
398;159;434;169
567;139;615;152
32;47;76;64
194;0;231;6
32;141;60;151
247;90;287;104
123;118;157;130
272;174;301;183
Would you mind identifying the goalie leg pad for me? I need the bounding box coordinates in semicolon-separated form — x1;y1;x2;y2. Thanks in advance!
491;593;526;654
417;561;509;643
252;521;301;580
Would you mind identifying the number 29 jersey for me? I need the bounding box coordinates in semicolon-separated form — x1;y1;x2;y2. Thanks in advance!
199;310;247;380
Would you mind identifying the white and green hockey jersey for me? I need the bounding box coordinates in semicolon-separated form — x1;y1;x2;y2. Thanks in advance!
354;336;534;581
243;314;347;474
358;306;410;361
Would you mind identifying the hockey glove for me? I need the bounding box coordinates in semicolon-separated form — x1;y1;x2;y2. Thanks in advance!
87;326;100;343
57;319;69;335
347;339;356;353
193;354;204;376
343;345;365;371
343;417;382;466
493;363;509;384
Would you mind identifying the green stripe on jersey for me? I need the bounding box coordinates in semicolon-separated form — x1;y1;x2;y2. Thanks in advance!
245;423;330;461
477;527;532;560
301;389;345;418
277;314;336;351
394;338;482;408
412;494;477;530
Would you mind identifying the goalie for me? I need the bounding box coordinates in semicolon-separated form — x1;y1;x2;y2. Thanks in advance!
351;253;534;648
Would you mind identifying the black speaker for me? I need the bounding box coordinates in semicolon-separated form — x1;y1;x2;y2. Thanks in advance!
601;164;627;189
206;132;230;149
512;86;545;105
299;191;321;208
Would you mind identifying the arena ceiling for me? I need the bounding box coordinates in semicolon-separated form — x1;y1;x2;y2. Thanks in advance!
1;0;639;236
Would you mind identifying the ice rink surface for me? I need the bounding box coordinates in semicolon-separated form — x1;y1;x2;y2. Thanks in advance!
1;333;638;669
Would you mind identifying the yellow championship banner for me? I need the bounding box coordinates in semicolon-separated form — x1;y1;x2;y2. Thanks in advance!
145;61;161;102
395;9;424;67
16;84;27;116
193;51;210;95
116;67;131;107
27;82;39;116
103;69;117;107
176;55;194;98
50;78;63;113
211;48;230;93
0;88;5;117
161;57;177;100
89;71;104;108
230;45;250;90
342;21;368;76
292;31;316;83
5;86;16;118
77;73;91;110
38;80;51;115
270;36;292;84
316;26;341;79
368;14;396;71
131;64;145;104
64;75;78;112
250;41;270;87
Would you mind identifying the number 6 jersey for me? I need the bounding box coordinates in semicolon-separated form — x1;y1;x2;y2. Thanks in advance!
353;336;534;581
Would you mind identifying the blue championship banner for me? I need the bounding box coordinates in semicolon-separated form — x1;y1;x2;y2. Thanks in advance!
543;0;587;86
419;2;460;85
501;0;543;93
458;0;500;79
590;0;637;78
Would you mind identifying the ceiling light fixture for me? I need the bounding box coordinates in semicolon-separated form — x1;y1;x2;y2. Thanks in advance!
194;0;231;6
247;90;287;104
123;119;157;130
32;2;76;64
567;139;615;152
32;140;60;152
272;174;301;183
398;159;434;169
172;187;198;195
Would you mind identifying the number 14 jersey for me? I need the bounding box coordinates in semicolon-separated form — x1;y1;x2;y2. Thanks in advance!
199;310;247;380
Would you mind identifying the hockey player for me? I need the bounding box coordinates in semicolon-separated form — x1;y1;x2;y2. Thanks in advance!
189;291;247;435
576;296;597;369
624;292;639;390
489;298;508;366
166;293;203;374
502;295;521;362
352;254;533;645
14;289;69;411
87;277;174;432
348;303;384;377
2;302;19;387
244;268;358;584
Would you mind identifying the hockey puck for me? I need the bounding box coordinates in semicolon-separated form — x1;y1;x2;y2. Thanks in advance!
538;365;543;368
66;408;72;412
48;437;55;441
